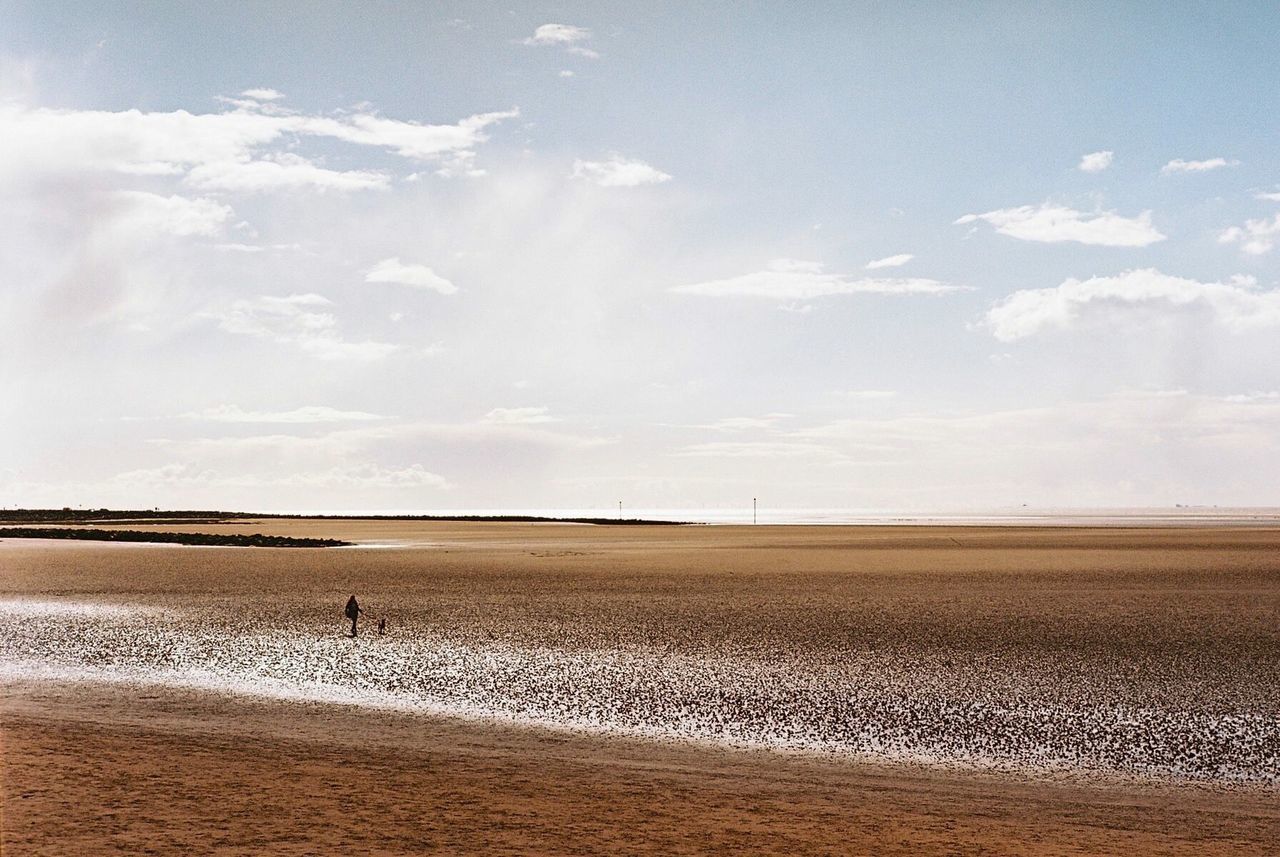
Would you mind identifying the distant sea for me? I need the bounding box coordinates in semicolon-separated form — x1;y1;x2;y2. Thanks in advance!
277;507;1280;526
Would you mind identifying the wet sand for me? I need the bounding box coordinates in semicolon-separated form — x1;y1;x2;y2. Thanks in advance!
2;521;1279;854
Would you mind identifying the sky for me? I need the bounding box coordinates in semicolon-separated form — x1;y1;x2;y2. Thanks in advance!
3;1;1280;512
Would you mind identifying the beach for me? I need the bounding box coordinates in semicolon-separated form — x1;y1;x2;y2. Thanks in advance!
3;520;1279;854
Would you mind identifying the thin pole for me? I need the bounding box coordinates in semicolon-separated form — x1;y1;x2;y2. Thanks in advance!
618;500;622;520
753;497;757;525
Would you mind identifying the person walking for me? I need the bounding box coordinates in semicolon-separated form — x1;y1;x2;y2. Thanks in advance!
345;595;363;637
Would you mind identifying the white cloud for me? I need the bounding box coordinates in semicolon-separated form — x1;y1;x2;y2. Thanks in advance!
559;70;575;78
294;108;518;162
1254;190;1280;202
207;293;401;361
240;88;285;101
1078;150;1114;172
482;407;559;425
670;259;969;300
572;155;672;187
114;191;232;238
986;268;1280;341
1218;213;1280;255
364;257;458;294
181;405;387;423
0;104;276;180
186;153;389;193
522;23;591;45
0;101;517;183
955;203;1165;247
1161;157;1239;174
519;24;600;58
865;253;913;269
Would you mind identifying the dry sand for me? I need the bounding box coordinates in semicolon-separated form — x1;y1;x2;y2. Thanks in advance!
2;521;1279;854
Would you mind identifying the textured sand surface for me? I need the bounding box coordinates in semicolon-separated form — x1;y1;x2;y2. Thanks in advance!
2;522;1279;854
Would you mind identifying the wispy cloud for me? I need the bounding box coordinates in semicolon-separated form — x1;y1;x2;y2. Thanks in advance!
955;203;1165;247
294;108;518;162
482;407;559;425
1078;150;1114;173
986;268;1280;341
522;23;591;45
673;440;853;463
365;257;458;294
572;155;671;187
206;293;401;361
670;259;968;300
521;23;601;58
240;88;285;101
680;414;793;432
0;101;518;184
186;153;389;193
865;253;913;270
213;242;301;253
110;462;449;490
1161;157;1239;175
181;405;388;424
1222;391;1280;403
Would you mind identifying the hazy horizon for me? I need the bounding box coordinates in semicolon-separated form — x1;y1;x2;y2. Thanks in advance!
10;504;1280;527
4;3;1280;510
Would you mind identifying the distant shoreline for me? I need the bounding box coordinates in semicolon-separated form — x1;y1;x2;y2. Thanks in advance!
0;509;691;526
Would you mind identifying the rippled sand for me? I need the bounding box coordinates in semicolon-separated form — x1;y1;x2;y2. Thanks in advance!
3;522;1279;853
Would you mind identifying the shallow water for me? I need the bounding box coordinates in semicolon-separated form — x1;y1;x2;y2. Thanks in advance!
2;596;1275;786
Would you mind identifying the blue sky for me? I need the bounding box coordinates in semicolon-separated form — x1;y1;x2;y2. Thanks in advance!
3;2;1279;511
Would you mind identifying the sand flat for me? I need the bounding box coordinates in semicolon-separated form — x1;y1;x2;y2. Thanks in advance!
2;522;1279;854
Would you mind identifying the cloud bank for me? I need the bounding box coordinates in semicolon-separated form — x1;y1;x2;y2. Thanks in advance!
986;268;1280;341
